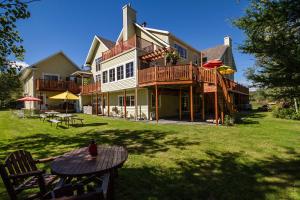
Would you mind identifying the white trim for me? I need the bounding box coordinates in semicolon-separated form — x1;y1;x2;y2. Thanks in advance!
116;28;123;43
85;36;112;66
134;23;170;47
144;27;169;34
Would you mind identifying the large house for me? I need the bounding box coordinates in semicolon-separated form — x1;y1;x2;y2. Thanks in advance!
74;4;249;124
20;52;80;111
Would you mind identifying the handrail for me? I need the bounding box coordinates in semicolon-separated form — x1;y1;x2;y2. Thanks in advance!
36;79;80;93
81;82;101;94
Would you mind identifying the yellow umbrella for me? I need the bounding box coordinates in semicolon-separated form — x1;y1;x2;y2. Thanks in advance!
218;65;236;75
50;91;79;113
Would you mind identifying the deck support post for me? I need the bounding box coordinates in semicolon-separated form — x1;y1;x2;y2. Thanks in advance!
190;85;194;122
107;92;110;117
102;93;104;115
155;85;159;123
202;93;205;121
124;89;126;119
96;93;98;115
215;67;218;126
179;88;182;120
135;87;138;120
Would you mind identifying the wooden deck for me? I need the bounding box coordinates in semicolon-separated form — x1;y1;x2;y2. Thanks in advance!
138;65;249;95
81;82;101;95
36;79;80;94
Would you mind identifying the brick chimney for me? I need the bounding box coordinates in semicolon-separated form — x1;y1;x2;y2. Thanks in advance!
122;4;136;41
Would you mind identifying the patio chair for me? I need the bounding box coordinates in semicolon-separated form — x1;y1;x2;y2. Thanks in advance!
0;150;58;200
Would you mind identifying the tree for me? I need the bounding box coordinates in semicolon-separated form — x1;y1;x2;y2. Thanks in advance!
233;0;300;102
0;0;34;70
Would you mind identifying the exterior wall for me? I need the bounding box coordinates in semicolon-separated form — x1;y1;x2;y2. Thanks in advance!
91;42;109;81
101;49;137;92
23;72;35;109
102;88;149;119
35;53;78;80
149;32;169;44
136;28;165;49
221;48;235;80
169;37;200;65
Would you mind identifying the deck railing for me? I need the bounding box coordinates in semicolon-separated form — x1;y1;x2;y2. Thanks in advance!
102;35;155;61
36;79;80;93
138;65;249;94
81;82;101;94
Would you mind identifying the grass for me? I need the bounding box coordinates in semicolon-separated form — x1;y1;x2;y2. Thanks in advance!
0;110;299;200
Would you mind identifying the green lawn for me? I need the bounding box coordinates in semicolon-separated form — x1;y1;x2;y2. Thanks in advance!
0;110;299;200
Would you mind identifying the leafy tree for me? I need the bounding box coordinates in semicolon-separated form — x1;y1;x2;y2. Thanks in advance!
0;0;34;70
234;0;300;102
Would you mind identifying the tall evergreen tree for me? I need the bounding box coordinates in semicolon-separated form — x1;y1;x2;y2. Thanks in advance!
234;0;300;101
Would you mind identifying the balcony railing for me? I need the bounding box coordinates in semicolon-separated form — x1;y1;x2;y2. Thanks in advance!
102;35;155;61
36;79;80;93
80;82;101;95
138;65;249;95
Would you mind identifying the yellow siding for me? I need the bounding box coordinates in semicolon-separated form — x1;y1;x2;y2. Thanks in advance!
101;49;137;92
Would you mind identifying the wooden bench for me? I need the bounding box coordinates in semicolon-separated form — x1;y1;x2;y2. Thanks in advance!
49;119;62;128
70;117;84;127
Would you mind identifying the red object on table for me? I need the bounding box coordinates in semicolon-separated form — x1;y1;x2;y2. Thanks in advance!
88;140;98;156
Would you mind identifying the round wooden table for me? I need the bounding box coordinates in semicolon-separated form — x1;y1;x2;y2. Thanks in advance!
50;145;128;177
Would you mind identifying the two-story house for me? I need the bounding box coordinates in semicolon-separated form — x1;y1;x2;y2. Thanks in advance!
77;4;249;124
20;51;81;111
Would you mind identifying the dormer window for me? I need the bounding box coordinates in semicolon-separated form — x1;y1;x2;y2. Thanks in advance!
95;57;102;72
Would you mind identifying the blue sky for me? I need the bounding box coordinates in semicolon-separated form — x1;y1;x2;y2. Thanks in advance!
16;0;255;85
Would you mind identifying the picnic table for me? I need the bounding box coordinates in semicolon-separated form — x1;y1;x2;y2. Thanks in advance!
55;113;73;127
45;111;60;118
50;145;128;199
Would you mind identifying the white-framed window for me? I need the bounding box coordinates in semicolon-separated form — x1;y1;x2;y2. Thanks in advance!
43;74;59;80
102;71;108;83
95;57;102;72
193;54;198;65
125;62;134;78
151;93;161;108
117;65;124;80
174;43;187;59
109;68;115;82
118;95;135;106
95;74;101;83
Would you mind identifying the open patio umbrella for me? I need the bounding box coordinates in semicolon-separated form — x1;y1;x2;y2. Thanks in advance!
17;96;41;114
50;91;79;113
218;65;236;75
203;59;223;69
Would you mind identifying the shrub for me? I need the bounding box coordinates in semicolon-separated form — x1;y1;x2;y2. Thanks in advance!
272;107;300;120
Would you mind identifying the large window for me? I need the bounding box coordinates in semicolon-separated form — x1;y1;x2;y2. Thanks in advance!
174;43;187;59
109;68;115;82
102;71;108;83
95;57;101;72
118;95;135;106
44;75;58;81
126;62;134;78
96;74;101;83
193;54;198;65
117;65;124;80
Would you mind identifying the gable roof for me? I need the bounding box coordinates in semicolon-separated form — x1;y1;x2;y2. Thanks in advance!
96;35;115;49
85;35;115;66
20;51;79;80
202;45;228;61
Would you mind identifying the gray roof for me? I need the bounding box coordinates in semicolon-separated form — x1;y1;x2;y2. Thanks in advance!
96;35;115;49
201;45;228;61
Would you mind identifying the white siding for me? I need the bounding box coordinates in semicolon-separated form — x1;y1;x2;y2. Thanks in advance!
91;42;108;81
101;49;137;92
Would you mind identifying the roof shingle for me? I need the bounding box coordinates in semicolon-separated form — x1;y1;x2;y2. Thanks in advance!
201;45;228;61
96;35;115;49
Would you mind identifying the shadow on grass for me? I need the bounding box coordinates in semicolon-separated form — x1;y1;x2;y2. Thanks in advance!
117;151;300;200
235;110;266;125
0;129;200;159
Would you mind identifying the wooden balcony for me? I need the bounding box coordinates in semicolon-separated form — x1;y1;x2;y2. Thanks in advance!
36;79;80;94
138;65;249;95
81;82;101;95
102;35;155;61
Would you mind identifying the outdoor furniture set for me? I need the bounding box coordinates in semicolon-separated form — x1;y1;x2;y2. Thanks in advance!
0;143;128;200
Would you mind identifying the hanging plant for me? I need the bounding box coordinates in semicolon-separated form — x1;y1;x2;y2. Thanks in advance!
166;51;180;65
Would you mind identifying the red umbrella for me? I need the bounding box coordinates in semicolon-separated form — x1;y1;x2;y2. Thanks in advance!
17;96;41;102
17;96;41;114
203;59;223;69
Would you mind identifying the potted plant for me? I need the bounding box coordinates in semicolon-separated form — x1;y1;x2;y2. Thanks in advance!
166;51;180;65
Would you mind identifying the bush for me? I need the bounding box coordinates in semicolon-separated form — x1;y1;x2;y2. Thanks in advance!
272;107;300;120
